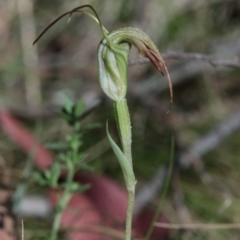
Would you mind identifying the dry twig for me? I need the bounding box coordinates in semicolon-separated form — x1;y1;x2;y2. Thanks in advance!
129;51;240;69
155;222;240;230
179;110;240;168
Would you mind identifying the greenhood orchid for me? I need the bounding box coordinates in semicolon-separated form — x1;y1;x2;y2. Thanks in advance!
34;5;173;240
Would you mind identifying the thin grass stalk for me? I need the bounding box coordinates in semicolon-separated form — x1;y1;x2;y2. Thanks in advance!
145;137;175;240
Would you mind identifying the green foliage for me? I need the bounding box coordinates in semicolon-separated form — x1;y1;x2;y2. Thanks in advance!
34;94;91;240
106;122;135;191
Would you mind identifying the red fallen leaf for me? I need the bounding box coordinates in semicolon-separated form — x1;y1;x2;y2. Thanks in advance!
0;110;53;169
75;173;127;224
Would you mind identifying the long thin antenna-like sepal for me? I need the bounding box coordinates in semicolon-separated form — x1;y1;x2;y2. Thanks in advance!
33;5;107;45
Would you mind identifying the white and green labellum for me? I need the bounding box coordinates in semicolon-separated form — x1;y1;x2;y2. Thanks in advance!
98;37;130;101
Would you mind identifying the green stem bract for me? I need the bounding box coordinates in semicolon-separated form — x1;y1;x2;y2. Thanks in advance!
114;99;132;166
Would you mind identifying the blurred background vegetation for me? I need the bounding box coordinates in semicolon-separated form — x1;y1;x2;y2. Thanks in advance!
0;0;240;239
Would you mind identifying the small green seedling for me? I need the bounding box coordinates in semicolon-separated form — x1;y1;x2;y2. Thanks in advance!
34;95;90;240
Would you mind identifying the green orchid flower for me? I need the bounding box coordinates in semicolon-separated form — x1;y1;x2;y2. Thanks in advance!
98;27;173;105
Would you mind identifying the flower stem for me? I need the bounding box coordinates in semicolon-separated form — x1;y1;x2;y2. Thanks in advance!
114;98;135;240
126;189;135;240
